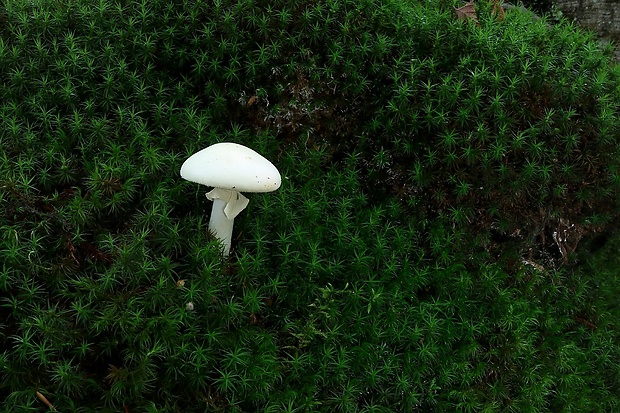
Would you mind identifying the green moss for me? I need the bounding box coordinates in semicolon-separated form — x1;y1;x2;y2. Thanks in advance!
1;0;620;411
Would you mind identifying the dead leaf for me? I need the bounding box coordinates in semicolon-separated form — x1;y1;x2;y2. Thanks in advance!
249;313;259;325
456;1;505;24
247;95;258;107
491;0;505;21
455;2;478;24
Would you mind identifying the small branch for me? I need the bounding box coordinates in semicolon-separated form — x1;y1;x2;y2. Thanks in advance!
36;391;57;412
574;316;597;330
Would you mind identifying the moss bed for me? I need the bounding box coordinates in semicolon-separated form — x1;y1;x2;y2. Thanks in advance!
1;0;619;411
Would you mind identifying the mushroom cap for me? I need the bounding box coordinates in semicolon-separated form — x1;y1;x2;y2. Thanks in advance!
180;142;281;192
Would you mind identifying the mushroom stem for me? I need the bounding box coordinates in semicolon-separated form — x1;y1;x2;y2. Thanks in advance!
208;197;235;256
206;188;249;255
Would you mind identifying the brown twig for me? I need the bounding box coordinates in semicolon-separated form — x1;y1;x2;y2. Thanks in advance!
36;391;57;412
575;316;597;330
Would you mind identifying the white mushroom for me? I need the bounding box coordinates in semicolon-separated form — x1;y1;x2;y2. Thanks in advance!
180;142;281;255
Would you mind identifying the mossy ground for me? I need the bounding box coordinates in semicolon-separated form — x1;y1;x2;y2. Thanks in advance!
1;0;619;411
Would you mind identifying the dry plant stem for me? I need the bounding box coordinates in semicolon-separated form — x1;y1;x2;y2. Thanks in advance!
36;391;57;411
209;197;235;256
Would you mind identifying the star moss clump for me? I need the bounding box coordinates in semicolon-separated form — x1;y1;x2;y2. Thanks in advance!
1;0;620;411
